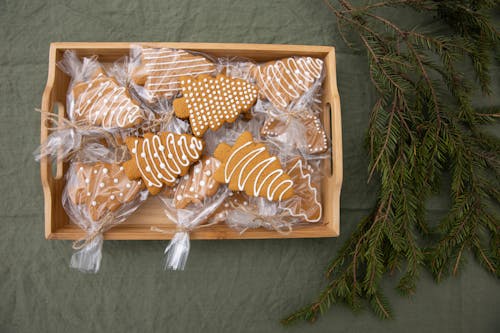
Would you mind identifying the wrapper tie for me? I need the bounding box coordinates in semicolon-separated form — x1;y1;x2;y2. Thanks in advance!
72;214;115;250
36;109;128;162
138;111;174;133
228;201;293;235
252;217;293;235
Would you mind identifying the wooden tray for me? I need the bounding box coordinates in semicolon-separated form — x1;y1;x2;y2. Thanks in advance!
41;42;342;240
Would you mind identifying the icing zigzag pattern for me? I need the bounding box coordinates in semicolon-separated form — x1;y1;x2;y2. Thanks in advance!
214;131;294;201
251;57;323;110
123;132;204;195
72;72;145;129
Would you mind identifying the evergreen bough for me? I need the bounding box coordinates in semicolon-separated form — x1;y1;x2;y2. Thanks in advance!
283;0;499;324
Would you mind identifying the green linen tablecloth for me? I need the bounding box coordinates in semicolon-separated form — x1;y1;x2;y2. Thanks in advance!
0;0;498;332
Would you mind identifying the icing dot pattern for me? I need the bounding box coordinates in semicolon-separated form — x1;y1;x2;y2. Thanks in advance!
72;72;145;129
174;74;258;137
173;156;221;208
262;112;328;154
69;162;144;221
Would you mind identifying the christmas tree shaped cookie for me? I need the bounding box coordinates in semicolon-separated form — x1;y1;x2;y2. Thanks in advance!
122;132;204;195
173;74;258;137
72;69;145;129
132;47;217;101
279;158;322;222
173;156;221;208
213;131;294;201
250;57;323;111
68;162;144;221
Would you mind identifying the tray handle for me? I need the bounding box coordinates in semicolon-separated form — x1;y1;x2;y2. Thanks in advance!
323;49;343;186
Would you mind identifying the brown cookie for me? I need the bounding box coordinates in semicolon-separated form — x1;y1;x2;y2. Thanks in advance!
250;57;324;110
72;71;145;129
213;131;294;201
173;156;221;208
122;131;204;195
261;112;328;154
132;47;217;101
173;74;258;137
279;158;322;222
68;162;144;221
208;192;251;223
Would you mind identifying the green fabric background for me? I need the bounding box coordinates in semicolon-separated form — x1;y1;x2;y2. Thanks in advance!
0;0;498;332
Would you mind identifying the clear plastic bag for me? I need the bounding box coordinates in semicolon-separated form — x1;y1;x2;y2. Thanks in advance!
130;45;218;103
156;185;229;271
278;157;323;223
224;196;296;234
217;57;256;81
256;100;331;160
59;50;147;130
35;51;149;163
125;99;189;138
250;56;325;112
33;122;129;164
63;161;148;273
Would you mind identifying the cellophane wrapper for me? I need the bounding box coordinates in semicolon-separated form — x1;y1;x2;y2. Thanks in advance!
224;196;299;234
217;57;256;81
129;44;218;104
157;186;229;271
35;50;150;163
63;161;148;273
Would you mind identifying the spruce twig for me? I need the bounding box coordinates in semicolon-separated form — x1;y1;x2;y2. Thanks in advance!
283;0;499;324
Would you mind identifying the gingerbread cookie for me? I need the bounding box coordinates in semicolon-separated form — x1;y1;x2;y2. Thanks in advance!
207;191;252;224
132;47;217;101
122;132;204;195
251;57;324;110
261;113;328;154
72;69;145;129
213;131;294;201
279;158;322;222
173;156;221;208
173;74;258;137
68;162;144;221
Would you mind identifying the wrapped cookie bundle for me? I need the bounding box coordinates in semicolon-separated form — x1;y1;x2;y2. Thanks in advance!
64;161;148;273
36;45;330;272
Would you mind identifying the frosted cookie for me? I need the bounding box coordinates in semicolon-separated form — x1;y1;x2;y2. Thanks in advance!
213;131;294;201
261;112;328;154
279;158;322;222
173;156;221;208
132;47;217;101
122;132;204;195
250;57;324;110
72;69;145;129
68;162;144;221
173;74;258;137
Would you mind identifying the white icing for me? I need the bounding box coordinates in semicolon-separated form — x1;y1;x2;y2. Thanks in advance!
182;75;257;135
255;57;323;108
141;48;216;98
133;133;202;188
280;159;322;222
224;141;293;201
75;73;144;129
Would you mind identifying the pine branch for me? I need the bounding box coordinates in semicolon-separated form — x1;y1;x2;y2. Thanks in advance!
283;0;499;323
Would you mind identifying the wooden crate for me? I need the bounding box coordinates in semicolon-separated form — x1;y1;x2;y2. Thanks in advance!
41;42;342;240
